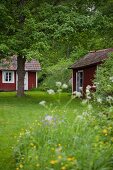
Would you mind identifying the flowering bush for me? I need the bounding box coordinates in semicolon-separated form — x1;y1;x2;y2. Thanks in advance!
94;53;113;104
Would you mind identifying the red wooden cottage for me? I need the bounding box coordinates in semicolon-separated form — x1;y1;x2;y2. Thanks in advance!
0;56;41;91
70;48;113;94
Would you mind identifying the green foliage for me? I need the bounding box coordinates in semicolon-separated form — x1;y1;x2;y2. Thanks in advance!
94;53;113;100
39;59;72;91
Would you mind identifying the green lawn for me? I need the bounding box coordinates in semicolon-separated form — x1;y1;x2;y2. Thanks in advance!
0;91;85;170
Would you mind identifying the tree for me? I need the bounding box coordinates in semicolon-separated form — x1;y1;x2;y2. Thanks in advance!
1;0;113;96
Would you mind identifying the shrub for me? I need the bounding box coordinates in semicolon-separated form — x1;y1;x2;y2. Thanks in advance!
38;59;72;92
94;53;113;104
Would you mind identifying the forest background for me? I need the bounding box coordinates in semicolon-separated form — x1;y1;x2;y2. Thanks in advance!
0;0;113;92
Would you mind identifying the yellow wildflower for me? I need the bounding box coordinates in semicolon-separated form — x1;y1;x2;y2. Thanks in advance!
30;143;34;147
61;166;66;170
50;160;57;165
67;156;75;161
58;143;61;146
36;164;40;167
51;148;55;151
58;155;62;160
102;129;108;135
16;168;19;170
19;164;23;168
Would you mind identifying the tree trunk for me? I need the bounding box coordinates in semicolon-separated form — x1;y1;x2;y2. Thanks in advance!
17;55;26;97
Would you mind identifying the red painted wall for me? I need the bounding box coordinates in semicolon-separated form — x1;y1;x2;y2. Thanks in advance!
73;64;97;94
28;72;36;90
0;71;37;91
0;71;16;91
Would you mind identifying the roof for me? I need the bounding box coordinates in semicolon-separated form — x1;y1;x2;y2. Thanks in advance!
70;48;113;69
0;56;41;71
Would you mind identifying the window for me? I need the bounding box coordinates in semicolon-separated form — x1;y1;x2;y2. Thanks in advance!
76;70;83;92
2;71;14;83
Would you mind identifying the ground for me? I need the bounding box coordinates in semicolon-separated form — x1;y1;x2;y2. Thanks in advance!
0;91;85;170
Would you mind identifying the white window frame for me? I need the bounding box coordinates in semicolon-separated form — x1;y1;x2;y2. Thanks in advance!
2;71;14;83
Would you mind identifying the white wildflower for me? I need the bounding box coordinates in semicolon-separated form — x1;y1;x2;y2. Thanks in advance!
82;99;88;105
39;100;46;106
82;111;89;116
86;95;91;100
109;76;113;82
87;104;92;110
106;96;113;102
62;83;68;89
45;115;53;121
56;82;62;87
86;85;91;90
57;89;62;93
86;89;90;94
97;98;102;103
73;91;82;98
47;89;55;95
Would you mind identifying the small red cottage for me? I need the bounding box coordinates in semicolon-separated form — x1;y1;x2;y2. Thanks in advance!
0;56;41;91
70;48;113;94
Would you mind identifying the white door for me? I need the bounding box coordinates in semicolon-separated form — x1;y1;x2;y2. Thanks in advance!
24;72;28;90
76;71;83;92
16;72;28;90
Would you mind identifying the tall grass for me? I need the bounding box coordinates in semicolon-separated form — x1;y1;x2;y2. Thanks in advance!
13;92;113;170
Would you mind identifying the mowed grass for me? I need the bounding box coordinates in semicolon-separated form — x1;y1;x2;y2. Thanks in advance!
0;91;85;170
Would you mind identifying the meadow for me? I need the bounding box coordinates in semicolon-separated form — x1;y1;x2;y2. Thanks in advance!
0;91;112;170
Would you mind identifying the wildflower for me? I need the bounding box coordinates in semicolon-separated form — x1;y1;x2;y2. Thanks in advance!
73;91;82;98
50;160;57;165
58;143;61;146
16;168;19;170
61;166;66;170
47;89;55;95
86;85;91;90
57;89;62;93
67;156;75;161
56;146;62;153
106;96;113;102
19;164;23;168
51;148;55;151
62;84;68;89
86;95;91;100
97;98;102;103
58;155;62;160
88;104;92;110
86;89;90;94
56;81;62;87
36;164;40;167
45;115;53;122
102;129;108;135
39;100;46;106
30;143;34;147
82;99;88;105
109;76;113;82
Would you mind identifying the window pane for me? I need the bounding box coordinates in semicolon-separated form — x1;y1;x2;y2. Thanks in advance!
9;72;12;81
5;72;8;81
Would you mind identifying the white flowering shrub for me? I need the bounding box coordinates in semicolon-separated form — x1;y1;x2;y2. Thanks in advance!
94;53;113;104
